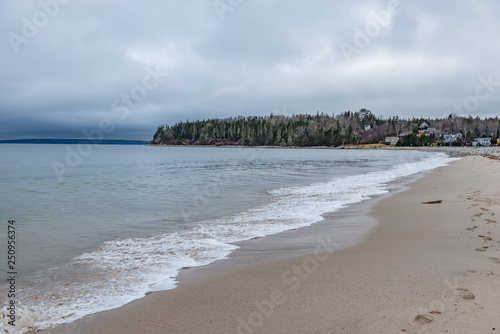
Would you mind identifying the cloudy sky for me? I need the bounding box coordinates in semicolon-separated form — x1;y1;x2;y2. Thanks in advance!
1;0;500;140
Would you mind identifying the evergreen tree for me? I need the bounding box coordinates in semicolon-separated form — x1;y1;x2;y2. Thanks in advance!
149;110;500;147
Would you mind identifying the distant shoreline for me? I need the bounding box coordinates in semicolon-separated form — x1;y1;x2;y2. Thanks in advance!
0;139;149;145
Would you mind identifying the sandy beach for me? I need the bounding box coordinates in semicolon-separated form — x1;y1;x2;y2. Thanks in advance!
41;155;500;334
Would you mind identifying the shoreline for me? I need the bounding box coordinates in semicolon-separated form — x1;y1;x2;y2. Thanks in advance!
174;177;405;286
40;155;500;333
147;143;500;157
174;167;427;287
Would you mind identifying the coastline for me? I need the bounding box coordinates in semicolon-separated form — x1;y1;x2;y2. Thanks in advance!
40;155;500;334
147;143;500;157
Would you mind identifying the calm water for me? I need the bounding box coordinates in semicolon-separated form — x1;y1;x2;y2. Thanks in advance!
0;144;457;333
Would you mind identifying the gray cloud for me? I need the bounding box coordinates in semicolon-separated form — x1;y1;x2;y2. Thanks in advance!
1;0;499;140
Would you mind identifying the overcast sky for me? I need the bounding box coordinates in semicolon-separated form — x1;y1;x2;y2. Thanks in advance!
1;0;500;140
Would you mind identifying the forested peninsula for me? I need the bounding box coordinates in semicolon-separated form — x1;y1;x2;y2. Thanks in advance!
150;109;500;147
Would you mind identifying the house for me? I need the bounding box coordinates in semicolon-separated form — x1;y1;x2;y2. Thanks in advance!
398;131;413;138
385;136;399;146
443;134;453;143
418;127;440;136
419;122;429;129
472;137;492;147
442;133;463;144
364;125;372;131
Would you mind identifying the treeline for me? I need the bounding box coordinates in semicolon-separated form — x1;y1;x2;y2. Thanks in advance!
150;109;500;147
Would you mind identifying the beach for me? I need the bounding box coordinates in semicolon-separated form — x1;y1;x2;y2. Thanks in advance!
40;155;500;334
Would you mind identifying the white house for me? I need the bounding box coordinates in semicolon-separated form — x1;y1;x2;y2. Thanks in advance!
472;137;492;147
385;136;399;146
443;133;463;144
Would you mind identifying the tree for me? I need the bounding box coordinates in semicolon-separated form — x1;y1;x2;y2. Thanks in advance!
150;112;499;147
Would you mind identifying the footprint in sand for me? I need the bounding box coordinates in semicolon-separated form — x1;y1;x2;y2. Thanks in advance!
457;288;475;301
478;235;493;241
466;226;478;231
486;219;497;224
414;314;434;325
475;246;489;252
489;257;500;264
473;213;484;218
480;207;490;212
462;191;481;200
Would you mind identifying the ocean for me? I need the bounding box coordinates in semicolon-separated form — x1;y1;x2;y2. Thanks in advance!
0;144;457;333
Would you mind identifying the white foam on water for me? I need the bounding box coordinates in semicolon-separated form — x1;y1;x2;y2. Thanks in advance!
0;153;459;333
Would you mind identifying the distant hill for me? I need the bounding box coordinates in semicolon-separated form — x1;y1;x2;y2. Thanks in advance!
150;110;500;147
0;139;149;145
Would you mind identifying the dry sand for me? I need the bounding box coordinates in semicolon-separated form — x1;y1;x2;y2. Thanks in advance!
42;156;500;334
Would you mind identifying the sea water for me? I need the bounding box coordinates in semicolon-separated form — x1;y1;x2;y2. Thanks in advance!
0;144;458;333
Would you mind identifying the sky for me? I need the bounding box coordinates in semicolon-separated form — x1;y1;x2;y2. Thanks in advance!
1;0;500;140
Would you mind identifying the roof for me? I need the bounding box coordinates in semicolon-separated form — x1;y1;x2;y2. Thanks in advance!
398;131;413;137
